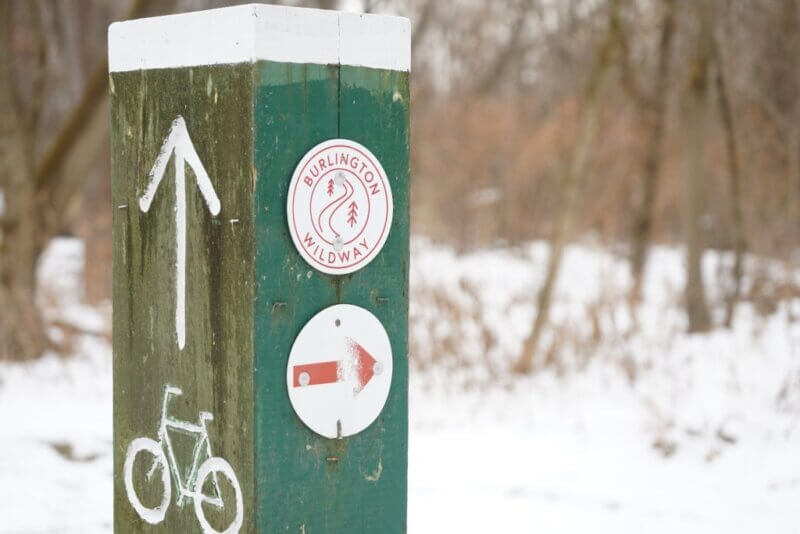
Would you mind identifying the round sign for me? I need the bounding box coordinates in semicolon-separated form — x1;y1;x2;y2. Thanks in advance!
286;304;393;439
287;139;393;275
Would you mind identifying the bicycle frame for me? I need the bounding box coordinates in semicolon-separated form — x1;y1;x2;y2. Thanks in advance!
150;386;223;509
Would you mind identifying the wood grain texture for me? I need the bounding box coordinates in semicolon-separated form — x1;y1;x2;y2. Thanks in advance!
112;60;409;533
112;65;255;533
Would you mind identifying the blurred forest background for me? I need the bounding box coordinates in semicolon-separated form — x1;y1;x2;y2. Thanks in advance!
3;2;800;531
2;0;800;369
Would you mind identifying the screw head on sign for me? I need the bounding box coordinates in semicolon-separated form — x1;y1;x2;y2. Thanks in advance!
333;236;344;251
373;361;383;376
334;172;345;186
299;372;310;386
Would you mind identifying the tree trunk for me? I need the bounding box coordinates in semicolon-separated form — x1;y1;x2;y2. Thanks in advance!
0;1;46;360
0;0;163;359
681;0;713;333
514;0;623;373
629;0;675;305
787;125;799;244
714;38;746;328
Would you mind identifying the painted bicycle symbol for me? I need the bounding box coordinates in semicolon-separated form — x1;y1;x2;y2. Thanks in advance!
123;385;243;533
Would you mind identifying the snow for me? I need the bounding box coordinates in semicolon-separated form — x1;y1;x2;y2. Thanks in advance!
1;236;799;532
408;237;800;532
0;345;112;534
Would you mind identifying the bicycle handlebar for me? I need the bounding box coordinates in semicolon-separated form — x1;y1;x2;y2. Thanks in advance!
165;385;183;396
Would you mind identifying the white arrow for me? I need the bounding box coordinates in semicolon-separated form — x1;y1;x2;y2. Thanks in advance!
139;115;221;350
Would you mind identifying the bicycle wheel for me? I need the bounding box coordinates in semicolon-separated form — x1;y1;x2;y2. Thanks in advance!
193;457;243;534
123;437;171;524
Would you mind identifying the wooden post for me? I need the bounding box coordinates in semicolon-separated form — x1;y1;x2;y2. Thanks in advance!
109;6;410;533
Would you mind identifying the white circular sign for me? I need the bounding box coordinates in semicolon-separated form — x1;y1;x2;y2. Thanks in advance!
287;139;393;275
286;304;393;439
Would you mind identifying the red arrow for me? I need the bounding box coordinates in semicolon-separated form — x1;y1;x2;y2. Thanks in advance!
293;338;378;394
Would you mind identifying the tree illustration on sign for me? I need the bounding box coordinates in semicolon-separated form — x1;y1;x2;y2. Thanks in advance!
347;201;358;228
327;178;334;196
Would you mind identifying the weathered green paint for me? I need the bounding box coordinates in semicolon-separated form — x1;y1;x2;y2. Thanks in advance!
112;64;256;533
253;62;409;532
112;60;409;533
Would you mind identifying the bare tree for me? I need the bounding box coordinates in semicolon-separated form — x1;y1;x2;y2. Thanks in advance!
0;1;45;360
472;0;533;96
680;0;713;333
627;0;675;306
514;0;626;373
713;35;746;328
0;0;159;361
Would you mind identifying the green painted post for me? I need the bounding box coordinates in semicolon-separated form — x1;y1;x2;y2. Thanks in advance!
110;5;409;533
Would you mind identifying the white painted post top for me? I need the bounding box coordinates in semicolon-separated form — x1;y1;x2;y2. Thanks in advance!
109;4;410;73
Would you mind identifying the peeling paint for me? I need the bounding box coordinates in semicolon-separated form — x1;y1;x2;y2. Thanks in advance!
364;457;383;482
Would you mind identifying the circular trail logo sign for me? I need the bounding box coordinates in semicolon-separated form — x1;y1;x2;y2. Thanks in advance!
286;304;393;439
287;139;393;275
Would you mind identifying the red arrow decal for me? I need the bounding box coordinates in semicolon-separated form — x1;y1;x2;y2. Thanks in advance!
292;338;378;395
348;338;376;393
292;360;340;387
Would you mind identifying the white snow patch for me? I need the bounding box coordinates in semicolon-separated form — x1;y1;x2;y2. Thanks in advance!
1;236;798;532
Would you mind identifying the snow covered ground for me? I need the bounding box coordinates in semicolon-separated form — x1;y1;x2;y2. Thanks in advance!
1;237;799;533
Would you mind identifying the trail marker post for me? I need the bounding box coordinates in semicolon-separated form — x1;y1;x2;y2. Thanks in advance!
110;5;410;533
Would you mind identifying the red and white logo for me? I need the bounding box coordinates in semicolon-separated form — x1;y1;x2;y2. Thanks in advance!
287;139;393;275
